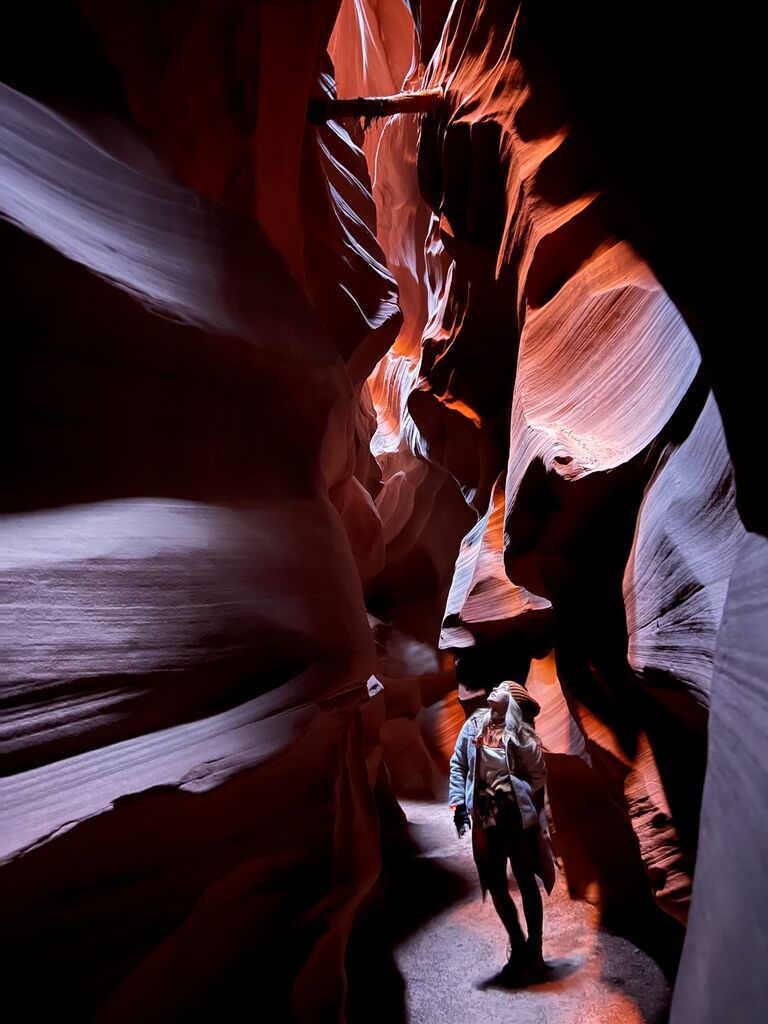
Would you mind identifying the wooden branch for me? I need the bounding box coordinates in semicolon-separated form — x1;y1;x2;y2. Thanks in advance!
307;88;444;124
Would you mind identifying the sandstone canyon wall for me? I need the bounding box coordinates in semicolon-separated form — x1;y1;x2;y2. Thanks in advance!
334;0;764;1021
1;3;400;1020
1;2;764;1023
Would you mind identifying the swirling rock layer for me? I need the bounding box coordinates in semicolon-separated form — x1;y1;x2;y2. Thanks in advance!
361;0;758;1008
1;2;762;1022
1;4;397;1020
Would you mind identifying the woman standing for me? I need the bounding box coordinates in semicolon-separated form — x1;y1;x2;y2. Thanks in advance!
449;681;552;977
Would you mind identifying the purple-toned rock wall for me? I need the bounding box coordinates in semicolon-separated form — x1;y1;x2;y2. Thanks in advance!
1;2;763;1022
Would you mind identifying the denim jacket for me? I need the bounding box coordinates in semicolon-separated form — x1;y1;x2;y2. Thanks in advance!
449;710;546;830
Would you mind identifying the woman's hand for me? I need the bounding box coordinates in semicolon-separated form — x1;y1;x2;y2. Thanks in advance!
453;804;471;837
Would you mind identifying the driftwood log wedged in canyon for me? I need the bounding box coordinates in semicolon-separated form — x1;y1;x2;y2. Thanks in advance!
308;87;444;124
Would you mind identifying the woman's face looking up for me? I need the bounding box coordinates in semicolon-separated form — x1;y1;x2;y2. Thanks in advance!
488;683;511;714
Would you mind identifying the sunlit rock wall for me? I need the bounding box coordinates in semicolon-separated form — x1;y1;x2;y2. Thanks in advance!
419;0;761;1016
414;1;704;952
354;0;756;993
328;0;474;801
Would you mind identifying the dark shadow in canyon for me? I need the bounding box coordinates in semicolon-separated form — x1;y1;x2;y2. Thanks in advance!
514;0;758;536
4;202;329;515
345;778;472;1024
2;718;372;1023
476;958;581;992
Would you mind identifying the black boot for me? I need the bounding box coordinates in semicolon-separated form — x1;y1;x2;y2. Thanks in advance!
502;929;528;979
525;935;548;977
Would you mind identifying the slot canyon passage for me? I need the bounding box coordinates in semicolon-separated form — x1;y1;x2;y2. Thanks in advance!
0;2;764;1022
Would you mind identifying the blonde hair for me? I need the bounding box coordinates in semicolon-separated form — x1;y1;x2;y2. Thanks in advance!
474;684;541;757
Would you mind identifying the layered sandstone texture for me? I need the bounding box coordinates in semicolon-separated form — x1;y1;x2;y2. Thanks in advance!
343;1;763;1021
1;2;763;1023
1;3;403;1020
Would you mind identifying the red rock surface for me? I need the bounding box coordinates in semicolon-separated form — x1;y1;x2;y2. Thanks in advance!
1;2;763;1022
1;5;394;1020
348;0;759;1013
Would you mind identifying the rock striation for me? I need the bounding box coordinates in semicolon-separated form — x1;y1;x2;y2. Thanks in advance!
357;0;759;1004
1;3;398;1020
1;2;763;1022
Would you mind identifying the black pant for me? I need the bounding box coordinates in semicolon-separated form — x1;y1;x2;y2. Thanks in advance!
472;797;543;951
